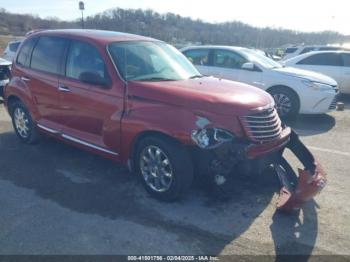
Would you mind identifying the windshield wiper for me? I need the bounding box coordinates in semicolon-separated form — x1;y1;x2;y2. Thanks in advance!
189;74;204;79
136;77;176;81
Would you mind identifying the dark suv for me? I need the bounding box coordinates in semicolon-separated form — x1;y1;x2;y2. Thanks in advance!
4;30;326;211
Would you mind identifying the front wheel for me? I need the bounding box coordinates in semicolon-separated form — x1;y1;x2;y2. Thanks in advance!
135;136;194;201
268;87;300;120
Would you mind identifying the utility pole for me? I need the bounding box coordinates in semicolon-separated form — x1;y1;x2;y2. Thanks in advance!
79;1;85;29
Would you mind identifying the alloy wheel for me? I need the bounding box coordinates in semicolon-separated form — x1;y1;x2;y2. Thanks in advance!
139;145;173;192
14;107;30;138
273;93;292;117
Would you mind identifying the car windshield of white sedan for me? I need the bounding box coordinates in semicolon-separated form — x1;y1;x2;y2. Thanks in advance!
244;49;282;69
108;41;201;81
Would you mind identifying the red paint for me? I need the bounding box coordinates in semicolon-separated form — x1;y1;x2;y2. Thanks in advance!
4;30;326;210
6;30;282;163
277;163;327;212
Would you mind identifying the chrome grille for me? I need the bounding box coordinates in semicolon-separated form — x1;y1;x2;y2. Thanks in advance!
241;107;282;143
328;96;337;110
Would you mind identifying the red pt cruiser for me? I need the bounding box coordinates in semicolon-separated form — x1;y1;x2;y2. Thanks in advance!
4;30;326;211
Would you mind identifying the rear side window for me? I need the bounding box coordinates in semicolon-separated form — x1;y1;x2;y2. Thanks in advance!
9;42;21;52
65;40;107;81
300;47;315;54
319;47;341;51
285;48;298;54
31;36;67;74
213;49;247;69
183;49;210;66
16;38;37;67
342;54;350;67
297;53;343;66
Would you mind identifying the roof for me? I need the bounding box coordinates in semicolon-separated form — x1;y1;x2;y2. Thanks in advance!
284;50;350;63
27;29;158;44
181;45;248;52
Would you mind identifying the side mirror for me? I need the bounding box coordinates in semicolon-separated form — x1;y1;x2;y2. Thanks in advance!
241;62;255;71
79;71;110;87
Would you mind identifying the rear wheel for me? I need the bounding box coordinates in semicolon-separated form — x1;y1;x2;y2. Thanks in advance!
135;136;194;201
10;101;40;144
268;87;300;119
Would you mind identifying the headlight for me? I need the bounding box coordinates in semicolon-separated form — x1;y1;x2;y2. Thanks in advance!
301;80;334;91
191;128;234;149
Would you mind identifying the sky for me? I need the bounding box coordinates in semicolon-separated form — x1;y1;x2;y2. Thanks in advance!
0;0;349;34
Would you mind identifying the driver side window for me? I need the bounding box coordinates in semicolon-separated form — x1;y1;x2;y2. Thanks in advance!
66;40;107;81
213;49;247;69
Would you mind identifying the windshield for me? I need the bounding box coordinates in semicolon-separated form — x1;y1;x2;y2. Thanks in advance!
108;41;201;81
243;49;282;69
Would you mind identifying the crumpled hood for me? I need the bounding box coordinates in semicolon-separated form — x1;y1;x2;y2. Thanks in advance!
273;66;337;86
127;76;274;116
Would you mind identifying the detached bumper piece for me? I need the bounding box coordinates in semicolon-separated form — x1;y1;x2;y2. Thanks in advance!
275;130;327;212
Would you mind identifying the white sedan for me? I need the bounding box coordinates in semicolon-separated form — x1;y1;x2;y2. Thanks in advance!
181;46;339;119
0;58;11;98
284;51;350;94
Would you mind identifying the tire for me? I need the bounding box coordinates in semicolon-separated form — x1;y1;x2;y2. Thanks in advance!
268;87;300;120
134;136;194;201
10;101;40;144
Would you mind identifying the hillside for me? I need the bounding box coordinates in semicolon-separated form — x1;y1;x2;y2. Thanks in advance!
0;7;348;48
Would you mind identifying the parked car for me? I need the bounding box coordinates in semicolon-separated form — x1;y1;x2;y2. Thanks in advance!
282;45;350;61
0;58;11;98
2;40;22;62
181;46;338;119
3;30;326;211
284;51;350;94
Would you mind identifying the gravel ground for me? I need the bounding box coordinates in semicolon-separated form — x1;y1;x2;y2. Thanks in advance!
0;96;349;259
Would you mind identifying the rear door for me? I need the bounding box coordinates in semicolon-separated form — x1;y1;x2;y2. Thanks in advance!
295;52;343;84
182;48;211;75
14;36;67;129
340;53;350;94
57;39;124;155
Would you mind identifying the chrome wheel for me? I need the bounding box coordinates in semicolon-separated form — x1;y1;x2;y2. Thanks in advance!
140;145;173;192
14;107;30;138
273;93;292;116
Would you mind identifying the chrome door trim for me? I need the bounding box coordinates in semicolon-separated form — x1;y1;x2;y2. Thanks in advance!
37;124;119;156
61;134;119;156
37;124;60;134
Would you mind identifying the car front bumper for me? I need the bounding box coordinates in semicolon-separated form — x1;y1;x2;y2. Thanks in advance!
300;90;339;114
190;128;326;212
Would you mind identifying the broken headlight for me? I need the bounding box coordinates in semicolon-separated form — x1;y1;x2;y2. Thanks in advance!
191;128;234;149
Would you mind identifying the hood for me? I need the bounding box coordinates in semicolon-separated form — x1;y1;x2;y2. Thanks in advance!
0;58;12;66
273;66;337;86
127;76;274;116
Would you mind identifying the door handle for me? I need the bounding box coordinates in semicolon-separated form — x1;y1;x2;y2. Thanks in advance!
21;76;30;82
58;86;71;92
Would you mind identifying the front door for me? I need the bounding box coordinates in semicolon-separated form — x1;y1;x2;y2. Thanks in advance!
58;39;124;155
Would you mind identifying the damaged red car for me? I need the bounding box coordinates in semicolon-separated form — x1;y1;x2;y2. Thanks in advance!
4;29;326;211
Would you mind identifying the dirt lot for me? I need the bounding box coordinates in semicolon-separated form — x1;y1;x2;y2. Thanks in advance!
0;96;349;259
